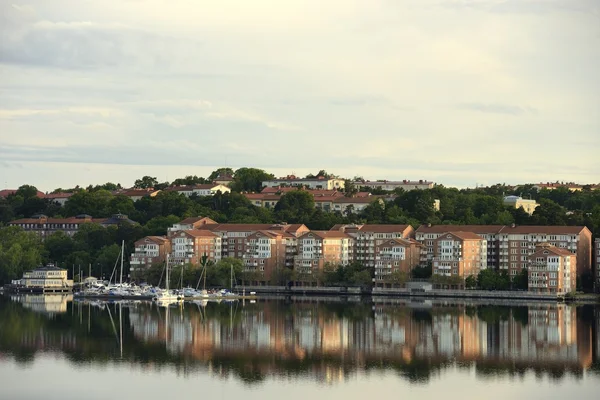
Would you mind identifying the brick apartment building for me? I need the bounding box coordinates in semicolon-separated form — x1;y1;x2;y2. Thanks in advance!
330;224;415;268
431;232;488;287
294;231;352;284
130;236;171;277
528;244;576;294
373;238;422;285
415;224;592;278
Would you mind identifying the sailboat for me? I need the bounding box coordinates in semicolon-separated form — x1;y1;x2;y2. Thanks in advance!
152;254;181;306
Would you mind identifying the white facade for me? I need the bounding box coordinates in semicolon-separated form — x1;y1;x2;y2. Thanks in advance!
503;196;540;215
17;266;73;289
171;184;231;197
262;178;345;190
354;180;433;191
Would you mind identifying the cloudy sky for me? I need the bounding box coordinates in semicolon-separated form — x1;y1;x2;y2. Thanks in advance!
1;0;598;192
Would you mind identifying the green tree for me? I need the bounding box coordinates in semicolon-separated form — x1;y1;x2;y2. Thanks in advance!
275;190;315;223
230;167;274;192
64;190;114;217
95;244;123;281
465;275;477;289
144;215;181;235
214;258;244;288
512;268;529;290
134;176;159;189
0;226;44;284
44;231;75;265
209;168;234;180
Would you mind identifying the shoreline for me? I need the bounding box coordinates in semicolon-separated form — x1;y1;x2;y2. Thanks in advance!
238;286;600;303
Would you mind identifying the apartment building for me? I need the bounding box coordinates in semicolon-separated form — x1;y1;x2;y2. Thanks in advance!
165;183;231;197
354;179;434;191
130;236;171;277
528;244;576;294
167;216;217;237
169;230;222;265
415;224;592;278
373;238;422;285
416;225;504;268
497;225;592;278
242;230;295;284
431;232;487;286
331;224;415;268
502;195;539;215
294;231;352;284
204;223;309;259
262;176;345;190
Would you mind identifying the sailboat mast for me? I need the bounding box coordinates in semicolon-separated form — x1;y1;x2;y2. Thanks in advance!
120;240;124;285
165;254;170;291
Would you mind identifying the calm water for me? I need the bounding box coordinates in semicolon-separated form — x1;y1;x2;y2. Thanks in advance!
1;295;599;400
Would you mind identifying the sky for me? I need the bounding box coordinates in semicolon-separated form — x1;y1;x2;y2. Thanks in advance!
0;0;599;192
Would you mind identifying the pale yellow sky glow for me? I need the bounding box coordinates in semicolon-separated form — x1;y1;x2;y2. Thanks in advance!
0;0;598;191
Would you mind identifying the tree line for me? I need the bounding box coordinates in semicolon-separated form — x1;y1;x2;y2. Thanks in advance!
0;167;598;285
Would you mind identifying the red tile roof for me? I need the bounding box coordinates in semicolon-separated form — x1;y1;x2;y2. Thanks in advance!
182;230;219;238
531;244;575;257
499;225;589;235
0;189;45;198
298;231;351;239
44;192;74;199
416;225;505;234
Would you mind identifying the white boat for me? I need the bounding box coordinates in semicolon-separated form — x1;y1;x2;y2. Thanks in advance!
153;254;181;305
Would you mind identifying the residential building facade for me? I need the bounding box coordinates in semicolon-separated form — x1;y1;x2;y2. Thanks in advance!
242;230;292;284
431;232;487;288
528;244;576;294
294;231;352;285
9;214;101;238
130;236;171;278
166;184;231;197
373;238;422;285
169;230;222;266
354;179;434;191
503;195;539;215
415;224;592;279
262;176;345;190
331;224;415;268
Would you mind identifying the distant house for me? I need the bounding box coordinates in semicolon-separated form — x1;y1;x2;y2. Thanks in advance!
262;175;345;190
44;192;74;206
503;195;539;215
114;188;161;202
165;184;231;197
533;182;583;192
214;175;235;187
0;189;45;198
353;179;434;191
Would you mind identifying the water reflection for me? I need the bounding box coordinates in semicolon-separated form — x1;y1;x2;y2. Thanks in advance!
0;295;599;384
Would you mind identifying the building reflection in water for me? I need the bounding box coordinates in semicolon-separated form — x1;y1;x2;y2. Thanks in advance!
126;300;596;377
10;294;73;315
1;296;598;383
